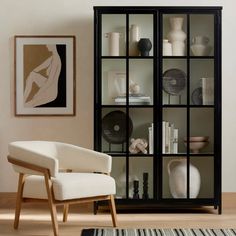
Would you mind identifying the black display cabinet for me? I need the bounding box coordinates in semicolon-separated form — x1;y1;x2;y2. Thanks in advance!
94;6;222;213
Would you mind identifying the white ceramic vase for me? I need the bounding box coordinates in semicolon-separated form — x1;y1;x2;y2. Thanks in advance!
129;24;140;56
167;17;186;56
191;35;212;56
105;32;120;56
167;159;201;198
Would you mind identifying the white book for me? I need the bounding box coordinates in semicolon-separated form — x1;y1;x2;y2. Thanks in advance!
201;77;214;105
162;121;166;154
168;126;172;154
152;123;154;153
173;129;178;154
149;127;153;154
165;122;170;153
170;123;175;154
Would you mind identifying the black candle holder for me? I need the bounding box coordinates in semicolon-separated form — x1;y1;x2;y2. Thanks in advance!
142;172;149;199
133;180;139;199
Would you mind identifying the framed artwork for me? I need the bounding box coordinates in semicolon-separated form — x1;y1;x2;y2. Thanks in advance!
14;35;76;116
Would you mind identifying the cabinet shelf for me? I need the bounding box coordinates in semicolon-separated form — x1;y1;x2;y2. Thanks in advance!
162;56;215;59
101;105;154;108
162;153;214;157
101;56;154;59
104;152;154;157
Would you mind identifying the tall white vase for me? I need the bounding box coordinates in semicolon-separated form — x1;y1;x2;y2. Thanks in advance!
167;159;201;198
105;32;120;56
167;17;186;56
129;24;140;56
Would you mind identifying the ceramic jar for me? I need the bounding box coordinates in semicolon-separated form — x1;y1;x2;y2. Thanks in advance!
191;36;212;56
105;32;121;56
167;159;201;198
163;39;172;56
129;24;140;56
167;17;186;56
138;38;152;56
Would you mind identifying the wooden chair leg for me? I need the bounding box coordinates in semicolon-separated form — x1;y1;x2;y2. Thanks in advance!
63;204;69;222
14;173;25;229
44;171;59;236
108;195;117;227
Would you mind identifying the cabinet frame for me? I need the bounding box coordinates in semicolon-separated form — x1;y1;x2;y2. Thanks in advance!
94;6;222;213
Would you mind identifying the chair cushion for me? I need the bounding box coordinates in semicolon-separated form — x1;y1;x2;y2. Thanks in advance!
23;173;116;201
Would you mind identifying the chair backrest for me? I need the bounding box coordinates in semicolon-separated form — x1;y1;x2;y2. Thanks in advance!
55;142;112;173
8;141;112;176
8;141;59;177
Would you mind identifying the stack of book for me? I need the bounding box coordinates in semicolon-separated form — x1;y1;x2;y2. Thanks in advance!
201;77;214;105
162;121;178;154
115;94;151;105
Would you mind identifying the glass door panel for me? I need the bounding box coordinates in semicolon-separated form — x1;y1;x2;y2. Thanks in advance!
101;108;129;154
190;108;214;154
111;157;127;199
163;108;187;154
190;156;214;198
102;59;126;105
129;59;153;105
102;14;126;56
190;14;214;57
162;59;187;105
162;14;187;57
129;108;153;155
162;156;187;199
129;157;153;199
190;59;214;106
129;14;154;57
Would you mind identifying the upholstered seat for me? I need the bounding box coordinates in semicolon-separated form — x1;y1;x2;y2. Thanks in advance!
8;141;117;236
23;173;116;200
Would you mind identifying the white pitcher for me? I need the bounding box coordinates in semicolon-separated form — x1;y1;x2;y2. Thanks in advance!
167;159;201;198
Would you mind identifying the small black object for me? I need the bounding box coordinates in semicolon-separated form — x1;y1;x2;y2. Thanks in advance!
133;180;139;199
138;38;152;56
142;172;149;199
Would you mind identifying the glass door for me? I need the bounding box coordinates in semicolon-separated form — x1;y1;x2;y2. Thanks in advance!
161;12;216;200
100;11;156;200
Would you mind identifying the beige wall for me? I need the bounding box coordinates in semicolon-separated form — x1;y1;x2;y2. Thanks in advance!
0;0;235;192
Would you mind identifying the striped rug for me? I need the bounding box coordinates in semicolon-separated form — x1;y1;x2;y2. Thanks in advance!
81;229;236;236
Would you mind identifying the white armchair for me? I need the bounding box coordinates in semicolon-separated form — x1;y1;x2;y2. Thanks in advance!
8;141;117;236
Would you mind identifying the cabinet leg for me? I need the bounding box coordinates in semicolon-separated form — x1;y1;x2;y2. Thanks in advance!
93;201;98;215
218;204;222;215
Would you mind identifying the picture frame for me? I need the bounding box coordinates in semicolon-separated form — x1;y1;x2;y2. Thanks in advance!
14;35;76;116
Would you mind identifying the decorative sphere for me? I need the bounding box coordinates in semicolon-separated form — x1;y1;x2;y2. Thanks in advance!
138;38;152;56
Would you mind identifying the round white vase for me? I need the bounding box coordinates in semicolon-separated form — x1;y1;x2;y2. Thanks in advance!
167;17;186;56
167;159;201;198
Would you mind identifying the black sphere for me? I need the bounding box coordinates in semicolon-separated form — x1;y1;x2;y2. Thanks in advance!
138;38;152;56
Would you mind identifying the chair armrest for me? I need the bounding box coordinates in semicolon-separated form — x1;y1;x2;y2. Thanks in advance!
56;143;112;174
8;142;59;177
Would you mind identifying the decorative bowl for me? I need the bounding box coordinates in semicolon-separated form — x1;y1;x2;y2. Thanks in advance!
184;141;209;153
184;136;209;142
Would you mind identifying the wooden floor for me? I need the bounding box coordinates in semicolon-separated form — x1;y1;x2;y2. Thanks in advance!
0;193;236;236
